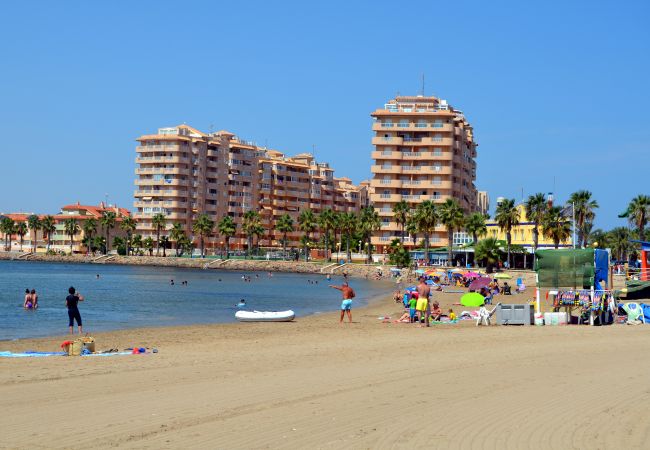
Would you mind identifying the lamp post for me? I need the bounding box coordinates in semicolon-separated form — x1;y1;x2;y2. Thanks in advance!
220;241;224;259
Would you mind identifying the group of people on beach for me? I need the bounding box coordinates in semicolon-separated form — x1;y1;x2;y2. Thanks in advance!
392;277;456;324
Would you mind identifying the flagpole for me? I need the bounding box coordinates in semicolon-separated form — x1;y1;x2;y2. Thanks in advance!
572;202;576;249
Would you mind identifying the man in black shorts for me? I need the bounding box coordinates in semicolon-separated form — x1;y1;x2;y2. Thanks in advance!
66;286;85;335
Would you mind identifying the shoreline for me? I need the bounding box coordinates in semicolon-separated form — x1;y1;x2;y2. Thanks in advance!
0;291;395;352
0;251;402;280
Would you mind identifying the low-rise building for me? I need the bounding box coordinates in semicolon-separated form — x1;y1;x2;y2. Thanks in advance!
1;202;130;253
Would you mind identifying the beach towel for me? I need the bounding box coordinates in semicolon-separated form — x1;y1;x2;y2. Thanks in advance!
0;351;67;358
0;351;136;358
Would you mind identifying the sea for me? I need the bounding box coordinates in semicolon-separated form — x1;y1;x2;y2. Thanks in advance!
0;260;393;340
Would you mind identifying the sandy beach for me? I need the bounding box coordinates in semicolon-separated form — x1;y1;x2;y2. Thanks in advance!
2;275;649;449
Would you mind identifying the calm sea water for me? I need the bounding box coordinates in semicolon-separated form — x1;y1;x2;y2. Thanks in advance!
0;260;392;340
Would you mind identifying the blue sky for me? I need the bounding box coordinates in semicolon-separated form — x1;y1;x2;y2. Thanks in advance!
0;0;648;229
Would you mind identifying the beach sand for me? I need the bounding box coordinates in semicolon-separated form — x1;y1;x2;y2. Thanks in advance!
2;273;649;449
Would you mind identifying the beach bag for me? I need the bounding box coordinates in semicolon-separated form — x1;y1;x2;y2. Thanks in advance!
80;336;96;353
64;340;84;356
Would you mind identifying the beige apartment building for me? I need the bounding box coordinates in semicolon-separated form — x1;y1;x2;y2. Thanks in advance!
134;125;368;252
370;95;478;252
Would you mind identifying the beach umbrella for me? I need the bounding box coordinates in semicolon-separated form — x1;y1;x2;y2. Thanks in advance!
464;271;481;278
450;268;464;273
405;286;417;292
415;269;425;274
469;277;491;290
461;292;485;307
494;273;512;279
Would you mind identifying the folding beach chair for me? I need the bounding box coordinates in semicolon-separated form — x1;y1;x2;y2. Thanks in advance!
476;303;501;326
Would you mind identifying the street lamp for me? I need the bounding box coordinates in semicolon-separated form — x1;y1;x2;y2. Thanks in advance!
220;241;224;259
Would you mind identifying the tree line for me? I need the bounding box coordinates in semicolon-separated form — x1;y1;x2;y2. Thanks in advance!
1;193;648;265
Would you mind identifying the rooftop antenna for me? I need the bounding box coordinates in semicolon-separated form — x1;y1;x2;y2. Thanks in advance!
208;123;214;134
421;73;425;96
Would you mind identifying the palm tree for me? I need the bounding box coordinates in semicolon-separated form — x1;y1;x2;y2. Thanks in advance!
193;213;215;258
242;210;263;258
464;212;487;247
159;236;170;257
392;200;410;243
475;237;502;268
151;213;167;256
608;227;633;261
218;216;236;259
1;217;15;251
524;193;548;259
438;199;465;266
340;212;358;263
169;223;185;257
15;221;27;252
568;190;598;247
276;214;294;259
93;236;106;254
120;216;137;256
627;195;650;241
113;236;125;254
542;206;572;249
318;209;337;261
412;201;437;263
63;218;79;254
131;234;143;255
41;215;56;252
588;228;608;249
82;218;97;255
143;236;154;256
100;211;117;255
27;215;41;253
358;206;381;263
298;209;317;261
494;198;520;268
405;215;418;246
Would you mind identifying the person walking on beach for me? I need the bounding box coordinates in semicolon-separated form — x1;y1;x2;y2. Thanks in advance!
66;286;84;335
416;277;431;326
329;281;355;323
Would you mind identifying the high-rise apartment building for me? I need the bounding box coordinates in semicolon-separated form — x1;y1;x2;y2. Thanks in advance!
134;125;368;252
370;95;478;252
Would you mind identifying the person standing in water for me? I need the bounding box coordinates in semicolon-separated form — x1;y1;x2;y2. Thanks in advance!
66;286;84;335
24;289;33;309
31;289;38;309
329;281;355;323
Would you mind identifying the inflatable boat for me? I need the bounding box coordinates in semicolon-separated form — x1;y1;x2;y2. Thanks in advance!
235;310;295;322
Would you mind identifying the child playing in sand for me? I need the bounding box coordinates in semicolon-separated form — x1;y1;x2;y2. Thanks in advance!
448;308;457;321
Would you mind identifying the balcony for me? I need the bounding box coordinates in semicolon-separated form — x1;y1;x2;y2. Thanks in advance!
135;167;189;176
370;179;402;189
371;165;402;174
371;193;401;203
371;150;401;160
371;136;403;146
135;156;190;164
136;145;182;153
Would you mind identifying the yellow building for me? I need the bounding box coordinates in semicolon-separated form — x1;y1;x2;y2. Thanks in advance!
485;204;573;250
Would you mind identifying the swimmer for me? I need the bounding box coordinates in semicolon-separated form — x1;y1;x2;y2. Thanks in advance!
170;279;175;286
30;289;38;309
96;274;100;279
